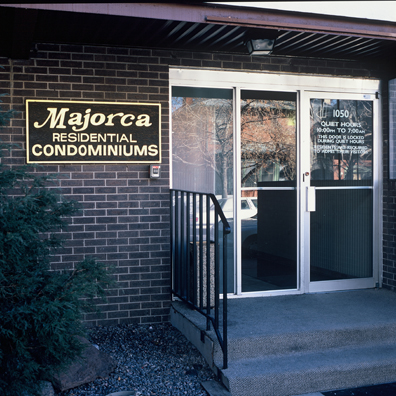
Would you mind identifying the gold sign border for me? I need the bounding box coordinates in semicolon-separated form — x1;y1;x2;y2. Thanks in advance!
26;99;162;164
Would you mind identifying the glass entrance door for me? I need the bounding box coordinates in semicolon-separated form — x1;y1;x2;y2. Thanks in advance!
305;92;377;292
239;90;298;292
171;68;380;296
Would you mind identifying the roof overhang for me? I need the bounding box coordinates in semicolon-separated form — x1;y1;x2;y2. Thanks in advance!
1;3;396;73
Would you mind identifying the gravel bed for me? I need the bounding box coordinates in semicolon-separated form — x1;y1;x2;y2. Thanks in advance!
59;323;216;396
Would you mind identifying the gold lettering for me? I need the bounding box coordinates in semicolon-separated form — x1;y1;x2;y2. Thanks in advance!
135;114;151;127
148;144;159;156
34;107;69;129
43;145;54;156
105;113;124;126
90;113;106;126
80;133;90;142
119;134;129;143
72;109;91;132
55;145;66;156
108;145;117;156
107;134;116;142
78;145;87;156
88;145;102;156
68;112;83;128
123;145;133;156
67;145;77;156
121;114;135;126
134;145;147;156
32;144;42;156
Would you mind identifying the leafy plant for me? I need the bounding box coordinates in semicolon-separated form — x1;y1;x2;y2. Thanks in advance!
0;101;114;395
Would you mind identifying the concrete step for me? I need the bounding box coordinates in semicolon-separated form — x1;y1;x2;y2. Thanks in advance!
213;322;396;362
221;342;396;396
171;290;396;396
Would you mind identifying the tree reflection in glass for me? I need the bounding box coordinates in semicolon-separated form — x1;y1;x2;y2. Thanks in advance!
172;88;233;197
240;97;296;187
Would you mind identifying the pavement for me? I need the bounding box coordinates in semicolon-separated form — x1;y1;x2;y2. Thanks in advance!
321;382;396;395
204;381;396;396
298;382;396;396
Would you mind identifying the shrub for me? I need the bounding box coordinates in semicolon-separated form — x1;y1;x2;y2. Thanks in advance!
0;102;114;395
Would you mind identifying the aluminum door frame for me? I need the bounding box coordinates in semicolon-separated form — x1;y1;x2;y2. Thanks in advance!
170;68;382;297
300;90;381;293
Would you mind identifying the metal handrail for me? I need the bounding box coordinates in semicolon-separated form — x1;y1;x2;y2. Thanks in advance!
170;189;230;369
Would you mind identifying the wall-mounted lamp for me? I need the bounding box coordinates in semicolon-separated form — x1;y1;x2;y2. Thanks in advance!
245;38;275;55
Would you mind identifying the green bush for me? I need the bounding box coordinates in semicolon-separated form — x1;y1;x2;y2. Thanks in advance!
0;103;114;395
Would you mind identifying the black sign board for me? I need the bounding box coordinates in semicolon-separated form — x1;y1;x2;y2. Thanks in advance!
26;100;161;163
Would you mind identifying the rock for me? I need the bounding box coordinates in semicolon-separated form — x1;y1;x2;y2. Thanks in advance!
23;381;55;396
50;337;116;392
38;381;56;396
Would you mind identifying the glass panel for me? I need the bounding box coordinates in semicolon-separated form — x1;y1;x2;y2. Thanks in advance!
240;91;297;292
172;87;233;194
389;79;396;179
310;189;373;280
171;87;234;292
310;99;373;185
241;91;297;185
310;98;373;282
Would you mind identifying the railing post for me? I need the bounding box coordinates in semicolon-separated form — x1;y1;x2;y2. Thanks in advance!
223;228;228;369
214;207;219;330
180;191;185;298
170;190;174;298
186;192;191;304
193;193;197;307
206;194;211;331
174;190;180;296
199;194;204;311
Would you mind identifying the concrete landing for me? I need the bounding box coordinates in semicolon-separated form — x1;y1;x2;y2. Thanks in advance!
171;289;396;396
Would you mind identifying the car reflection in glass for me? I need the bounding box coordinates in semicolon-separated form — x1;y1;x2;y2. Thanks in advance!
225;214;258;258
194;197;258;257
208;213;258;257
216;198;258;257
216;197;257;220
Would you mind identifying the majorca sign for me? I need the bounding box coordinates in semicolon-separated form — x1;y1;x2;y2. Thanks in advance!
26;100;161;163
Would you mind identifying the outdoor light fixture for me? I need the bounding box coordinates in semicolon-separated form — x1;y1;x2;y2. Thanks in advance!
246;38;275;55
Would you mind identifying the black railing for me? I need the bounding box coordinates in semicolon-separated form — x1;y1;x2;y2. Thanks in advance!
170;189;231;369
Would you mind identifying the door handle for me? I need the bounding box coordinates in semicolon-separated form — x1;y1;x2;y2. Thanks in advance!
307;186;316;212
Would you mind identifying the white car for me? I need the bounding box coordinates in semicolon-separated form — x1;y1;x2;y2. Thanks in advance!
192;196;258;243
194;196;257;225
216;197;257;220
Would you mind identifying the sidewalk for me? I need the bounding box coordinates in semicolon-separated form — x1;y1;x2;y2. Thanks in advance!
300;381;396;396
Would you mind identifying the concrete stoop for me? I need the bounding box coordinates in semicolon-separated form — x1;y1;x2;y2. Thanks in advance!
171;290;396;396
218;343;396;396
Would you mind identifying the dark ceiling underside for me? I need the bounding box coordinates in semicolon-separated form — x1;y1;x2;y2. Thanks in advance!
1;6;395;63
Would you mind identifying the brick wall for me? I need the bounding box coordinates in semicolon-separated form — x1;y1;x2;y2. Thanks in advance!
383;79;396;290
0;44;171;326
0;42;389;325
